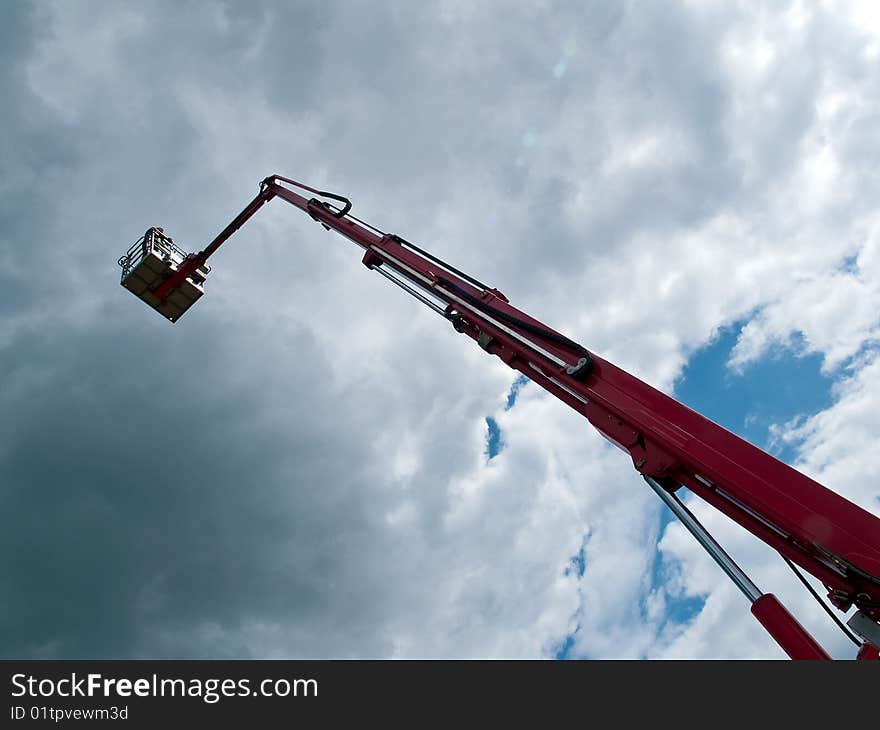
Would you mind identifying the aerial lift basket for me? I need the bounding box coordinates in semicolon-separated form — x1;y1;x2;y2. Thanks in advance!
117;228;210;322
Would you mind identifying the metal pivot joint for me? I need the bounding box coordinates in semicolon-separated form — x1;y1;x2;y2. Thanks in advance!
566;356;593;380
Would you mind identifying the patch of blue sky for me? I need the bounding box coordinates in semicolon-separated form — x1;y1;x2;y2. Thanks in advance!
485;417;503;460
554;633;577;659
646;531;706;627
505;374;529;410
673;324;834;463
649;321;837;626
564;540;587;579
839;253;859;275
483;375;529;462
555;537;589;659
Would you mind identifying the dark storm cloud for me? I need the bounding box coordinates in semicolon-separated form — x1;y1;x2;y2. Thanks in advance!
0;2;403;658
2;294;470;657
0;5;77;318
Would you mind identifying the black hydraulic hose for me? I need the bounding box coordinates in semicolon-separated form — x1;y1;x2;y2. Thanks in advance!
391;234;493;293
435;275;593;363
782;555;861;647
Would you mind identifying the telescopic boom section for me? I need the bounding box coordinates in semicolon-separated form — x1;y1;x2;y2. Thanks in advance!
145;175;880;659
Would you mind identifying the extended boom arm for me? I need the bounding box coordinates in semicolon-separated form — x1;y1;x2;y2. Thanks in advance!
146;175;880;659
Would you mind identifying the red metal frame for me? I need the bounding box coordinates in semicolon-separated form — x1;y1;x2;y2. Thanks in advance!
151;175;880;659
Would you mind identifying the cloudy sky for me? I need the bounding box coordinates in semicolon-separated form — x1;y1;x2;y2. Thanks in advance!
3;0;880;659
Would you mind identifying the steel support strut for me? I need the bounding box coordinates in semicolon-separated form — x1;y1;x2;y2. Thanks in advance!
644;476;831;659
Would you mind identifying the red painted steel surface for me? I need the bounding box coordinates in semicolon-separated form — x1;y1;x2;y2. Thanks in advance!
750;594;832;659
150;175;880;658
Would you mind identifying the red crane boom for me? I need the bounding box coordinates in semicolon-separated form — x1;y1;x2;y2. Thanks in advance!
125;174;880;659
